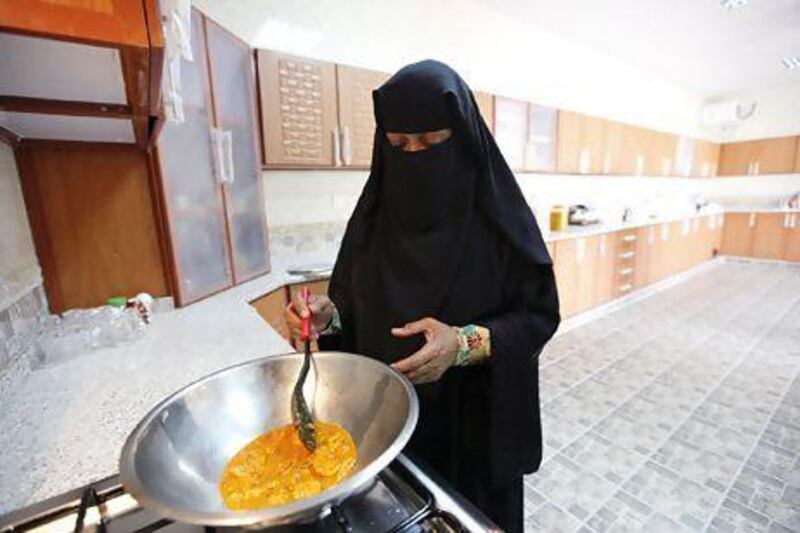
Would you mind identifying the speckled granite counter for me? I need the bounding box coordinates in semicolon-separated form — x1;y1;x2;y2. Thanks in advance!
0;251;338;515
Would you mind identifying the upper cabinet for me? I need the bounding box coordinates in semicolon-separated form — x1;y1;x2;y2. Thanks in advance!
494;96;529;171
473;91;495;133
693;140;720;177
257;50;338;167
718;136;797;176
336;65;390;167
0;0;163;146
526;104;557;172
795;137;800;173
154;10;269;306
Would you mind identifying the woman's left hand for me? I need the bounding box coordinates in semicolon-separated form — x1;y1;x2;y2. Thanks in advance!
390;318;459;384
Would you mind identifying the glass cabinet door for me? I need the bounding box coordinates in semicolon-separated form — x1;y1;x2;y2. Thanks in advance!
205;18;270;283
156;10;233;304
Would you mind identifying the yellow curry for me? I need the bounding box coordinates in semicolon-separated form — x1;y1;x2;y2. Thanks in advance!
219;421;357;510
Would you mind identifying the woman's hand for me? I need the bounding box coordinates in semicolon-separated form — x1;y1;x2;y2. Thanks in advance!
285;291;333;340
390;318;459;384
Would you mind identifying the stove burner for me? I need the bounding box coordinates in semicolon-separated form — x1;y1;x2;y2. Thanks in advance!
1;455;494;533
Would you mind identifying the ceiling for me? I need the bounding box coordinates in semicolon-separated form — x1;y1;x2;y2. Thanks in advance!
485;0;800;97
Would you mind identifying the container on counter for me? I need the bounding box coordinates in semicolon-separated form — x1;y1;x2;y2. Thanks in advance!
550;205;568;232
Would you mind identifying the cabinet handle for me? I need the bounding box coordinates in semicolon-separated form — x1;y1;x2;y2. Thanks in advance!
619;251;635;259
748;213;756;228
223;129;235;184
341;126;353;166
618;283;633;293
792;214;797;228
332;126;342;167
619;267;634;276
622;234;637;242
753;160;760;175
211;128;227;184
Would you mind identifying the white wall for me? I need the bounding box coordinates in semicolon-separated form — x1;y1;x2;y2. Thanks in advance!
195;0;706;138
706;80;800;143
263;169;800;231
0;143;37;279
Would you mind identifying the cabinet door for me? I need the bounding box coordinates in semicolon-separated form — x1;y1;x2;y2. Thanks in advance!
582;114;606;174
718;141;756;176
156;10;232;305
693;140;720;177
337;65;390;167
721;213;756;257
784;214;800;262
752;213;788;259
575;237;598;313
494;96;528;171
621;124;648;175
205;18;270;284
594;232;617;305
556;110;580;173
251;288;290;341
795;137;800;172
524;104;557;172
553;239;579;317
603;120;625;174
473;91;495;133
257;50;338;166
633;226;651;287
752;136;797;175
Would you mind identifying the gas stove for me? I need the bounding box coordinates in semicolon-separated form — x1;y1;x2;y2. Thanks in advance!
0;455;498;532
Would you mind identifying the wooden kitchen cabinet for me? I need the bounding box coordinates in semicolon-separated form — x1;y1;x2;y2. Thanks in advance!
721;212;757;257
525;104;558;172
154;10;269;306
553;238;579;317
251;287;291;341
633;226;651;288
336;65;390;167
257;50;338;167
795;137;800;172
494;96;528;171
0;0;163;146
205;18;270;284
621;124;648;176
784;213;800;262
594;232;617;305
719;137;797;176
474;91;494;133
557;111;604;174
646;131;677;176
16;143;169;313
751;213;788;260
602;120;626;174
693;140;720;177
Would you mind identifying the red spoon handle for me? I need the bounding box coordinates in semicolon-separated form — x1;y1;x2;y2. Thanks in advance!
300;287;311;341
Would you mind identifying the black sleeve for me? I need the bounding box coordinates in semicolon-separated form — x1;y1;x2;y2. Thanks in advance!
477;264;560;360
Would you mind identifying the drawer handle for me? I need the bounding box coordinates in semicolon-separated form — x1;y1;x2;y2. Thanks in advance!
619;251;635;259
618;283;633;293
622;234;637;242
619;267;634;276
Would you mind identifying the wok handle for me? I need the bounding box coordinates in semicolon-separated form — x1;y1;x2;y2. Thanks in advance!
300;287;311;342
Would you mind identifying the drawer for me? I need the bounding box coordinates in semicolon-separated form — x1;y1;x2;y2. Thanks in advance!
615;281;635;296
618;231;638;244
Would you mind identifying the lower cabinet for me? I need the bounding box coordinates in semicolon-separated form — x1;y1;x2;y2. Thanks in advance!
251;288;290;341
721;213;757;257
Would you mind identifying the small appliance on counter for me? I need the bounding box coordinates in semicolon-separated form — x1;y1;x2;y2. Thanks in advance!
286;262;334;279
568;204;602;226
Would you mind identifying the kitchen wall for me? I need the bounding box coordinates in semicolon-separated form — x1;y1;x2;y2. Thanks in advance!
263;169;800;257
195;0;706;139
0;143;46;378
711;79;800;143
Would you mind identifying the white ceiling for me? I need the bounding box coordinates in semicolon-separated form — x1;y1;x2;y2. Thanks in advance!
485;0;800;97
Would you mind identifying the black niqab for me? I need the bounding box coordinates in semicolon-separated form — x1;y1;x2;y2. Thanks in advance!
324;60;559;515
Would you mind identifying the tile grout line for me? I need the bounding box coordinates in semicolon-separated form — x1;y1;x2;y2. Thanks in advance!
698;294;800;532
574;269;800;532
540;268;761;411
527;267;776;530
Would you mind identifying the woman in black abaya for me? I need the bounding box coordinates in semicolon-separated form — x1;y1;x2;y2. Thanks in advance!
285;60;560;532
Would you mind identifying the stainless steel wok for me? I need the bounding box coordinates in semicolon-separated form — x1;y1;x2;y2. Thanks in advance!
119;351;419;528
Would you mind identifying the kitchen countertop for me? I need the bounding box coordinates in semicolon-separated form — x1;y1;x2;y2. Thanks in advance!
0;251;338;515
0;205;795;515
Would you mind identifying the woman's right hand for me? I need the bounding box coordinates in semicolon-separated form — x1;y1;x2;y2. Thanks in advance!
285;290;333;339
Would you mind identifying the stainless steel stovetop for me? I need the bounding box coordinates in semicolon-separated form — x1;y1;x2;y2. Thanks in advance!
0;455;499;533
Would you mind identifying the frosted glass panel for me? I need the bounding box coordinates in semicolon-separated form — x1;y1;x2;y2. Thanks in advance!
157;11;232;304
0;33;126;103
206;22;270;282
494;97;528;171
0;111;134;142
526;105;557;172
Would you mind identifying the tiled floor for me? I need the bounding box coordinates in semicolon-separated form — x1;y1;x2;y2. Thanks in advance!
526;260;800;532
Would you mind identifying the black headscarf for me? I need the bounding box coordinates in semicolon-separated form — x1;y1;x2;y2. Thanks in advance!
329;59;551;361
325;61;559;505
